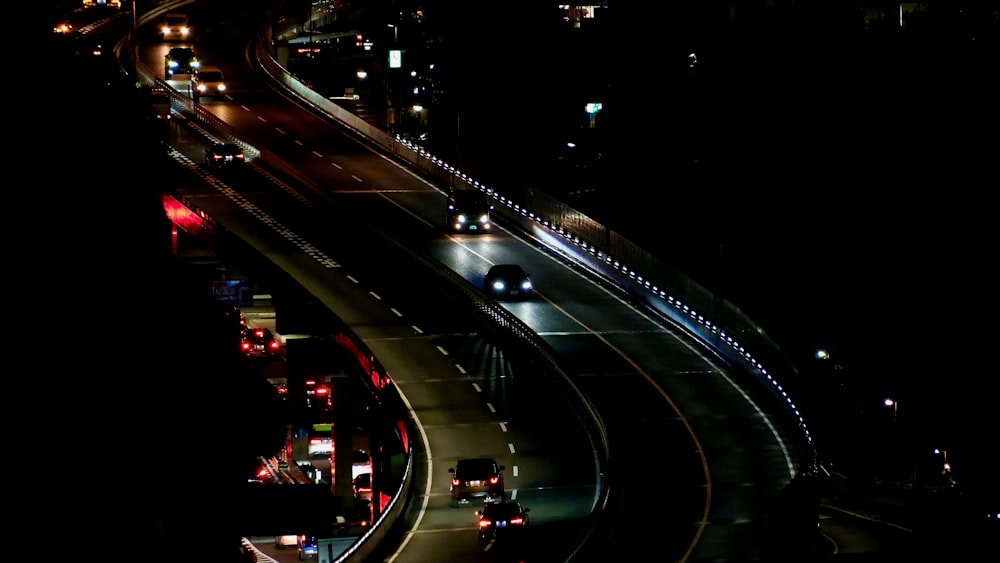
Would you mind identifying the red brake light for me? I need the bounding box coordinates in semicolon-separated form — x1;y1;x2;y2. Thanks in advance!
489;476;500;485
314;385;329;396
478;519;493;529
510;516;524;525
269;340;281;351
451;477;460;487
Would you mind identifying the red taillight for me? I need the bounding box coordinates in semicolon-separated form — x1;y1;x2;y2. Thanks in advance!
452;478;460;487
269;340;280;351
254;329;266;337
240;341;251;352
489;476;500;485
510;516;524;525
314;385;329;396
478;519;493;529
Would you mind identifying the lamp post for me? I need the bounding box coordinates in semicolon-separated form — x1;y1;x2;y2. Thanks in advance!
386;24;399;134
883;398;898;423
934;448;949;471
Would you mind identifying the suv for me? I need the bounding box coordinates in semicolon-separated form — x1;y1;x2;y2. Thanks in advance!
446;190;492;233
191;66;226;98
448;458;505;507
164;47;200;78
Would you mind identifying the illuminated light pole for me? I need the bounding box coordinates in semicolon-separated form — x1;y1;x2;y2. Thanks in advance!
934;448;949;471
386;24;399;134
884;398;898;423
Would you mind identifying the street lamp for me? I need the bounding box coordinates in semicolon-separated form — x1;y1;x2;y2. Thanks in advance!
883;398;898;423
934;448;950;471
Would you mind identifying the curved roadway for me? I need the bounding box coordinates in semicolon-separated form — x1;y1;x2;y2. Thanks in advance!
129;3;808;562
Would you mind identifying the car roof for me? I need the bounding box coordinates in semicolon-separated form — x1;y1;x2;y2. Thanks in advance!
481;501;524;516
488;264;526;275
455;458;499;474
451;190;487;203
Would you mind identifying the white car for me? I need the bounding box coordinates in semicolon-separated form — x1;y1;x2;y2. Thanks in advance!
191;66;227;97
161;13;190;41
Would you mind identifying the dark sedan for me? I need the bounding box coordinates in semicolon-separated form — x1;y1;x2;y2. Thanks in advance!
205;143;246;168
483;264;532;300
476;501;530;545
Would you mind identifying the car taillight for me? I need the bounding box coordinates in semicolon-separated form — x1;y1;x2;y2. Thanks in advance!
510;516;524;525
241;341;251;352
478;519;493;529
489;476;500;485
269;340;280;351
452;478;460;487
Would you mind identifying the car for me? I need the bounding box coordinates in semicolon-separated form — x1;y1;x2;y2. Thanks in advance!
191;66;227;98
148;88;172;121
275;534;298;550
476;501;530;545
240;327;281;357
160;13;190;41
297;535;318;560
205;143;246;168
483;264;532;300
448;458;505;507
83;0;121;8
164;47;200;78
446;190;492;233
